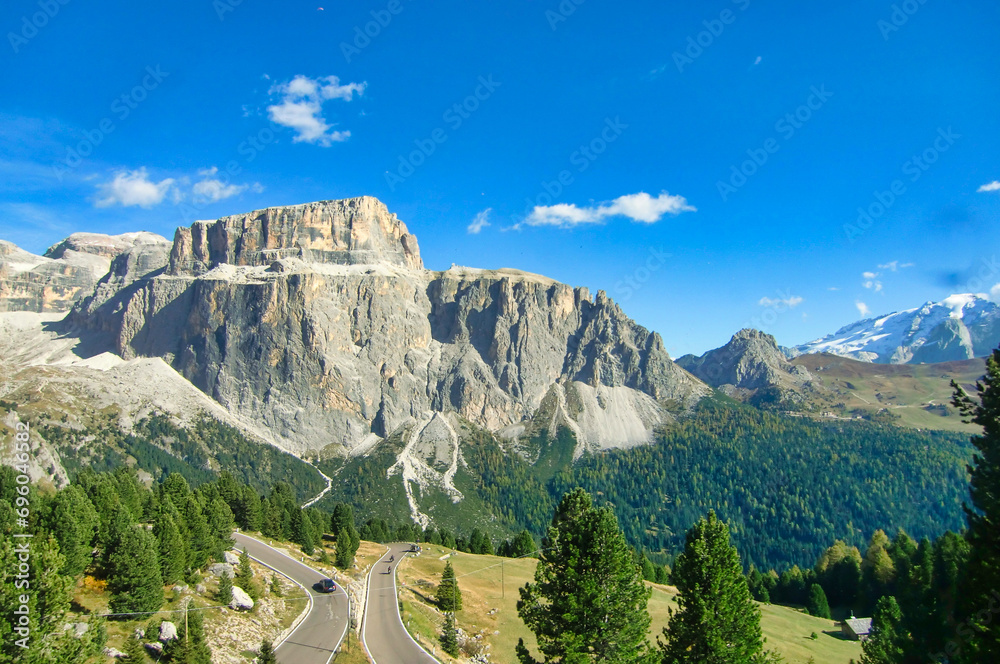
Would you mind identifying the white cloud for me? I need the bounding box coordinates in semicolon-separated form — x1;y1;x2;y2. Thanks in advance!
267;75;365;146
521;191;695;229
828;286;840;291
95;168;176;208
95;166;261;208
758;295;804;309
856;300;871;317
753;56;762;66
191;166;255;203
977;181;1000;193
467;208;491;234
990;283;1000;303
877;260;914;272
862;270;883;291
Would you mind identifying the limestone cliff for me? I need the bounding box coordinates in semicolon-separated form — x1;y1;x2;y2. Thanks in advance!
0;232;169;313
677;328;812;399
74;197;708;457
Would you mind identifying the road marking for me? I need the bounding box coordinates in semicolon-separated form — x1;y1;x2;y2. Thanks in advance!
363;543;442;664
234;533;349;664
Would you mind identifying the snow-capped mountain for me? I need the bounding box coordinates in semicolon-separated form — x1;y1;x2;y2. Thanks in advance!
788;294;1000;364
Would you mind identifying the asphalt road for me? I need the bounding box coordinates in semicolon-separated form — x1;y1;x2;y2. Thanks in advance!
363;543;441;664
233;533;350;664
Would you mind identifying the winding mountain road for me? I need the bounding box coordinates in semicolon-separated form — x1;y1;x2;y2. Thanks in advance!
233;533;350;664
362;543;440;664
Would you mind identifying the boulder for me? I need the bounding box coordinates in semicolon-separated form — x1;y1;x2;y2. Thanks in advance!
208;562;233;577
224;551;241;565
230;585;254;611
145;642;163;656
103;647;126;658
158;621;178;642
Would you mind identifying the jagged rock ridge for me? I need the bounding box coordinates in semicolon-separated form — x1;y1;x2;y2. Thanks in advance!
72;196;708;458
677;328;811;398
0;232;169;313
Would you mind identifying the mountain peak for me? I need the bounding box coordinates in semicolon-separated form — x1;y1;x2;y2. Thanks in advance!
792;293;1000;364
168;196;422;275
677;327;810;394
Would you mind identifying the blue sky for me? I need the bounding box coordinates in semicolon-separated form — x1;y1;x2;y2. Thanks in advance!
2;0;998;356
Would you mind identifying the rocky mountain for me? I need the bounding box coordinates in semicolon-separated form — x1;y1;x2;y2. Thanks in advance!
68;197;708;471
789;294;1000;364
676;328;812;400
0;232;169;312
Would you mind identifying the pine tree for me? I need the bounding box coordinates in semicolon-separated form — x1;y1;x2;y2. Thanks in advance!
164;606;212;664
44;485;98;576
860;596;905;664
290;508;314;556
336;527;356;569
516;488;653;664
205;497;235;562
660;510;769;664
217;571;233;605
509;529;536;558
236;548;258;601
269;573;283;597
108;526;164;616
440;611;460;657
257;639;278;664
237;548;253;584
154;510;187;585
120;634;148;663
237;486;262;532
436;560;462;612
806;584;832;619
952;349;1000;661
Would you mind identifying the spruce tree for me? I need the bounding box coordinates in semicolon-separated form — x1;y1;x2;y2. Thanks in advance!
258;639;278;664
120;634;148;663
236;548;258;601
509;530;535;558
154;510;187;585
217;571;233;605
516;488;653;664
108;526;164;616
860;596;905;664
336;527;356;568
659;511;769;664
440;611;460;657
290;508;315;555
164;605;212;664
952;349;1000;661
806;584;831;619
436;560;462;612
44;485;99;576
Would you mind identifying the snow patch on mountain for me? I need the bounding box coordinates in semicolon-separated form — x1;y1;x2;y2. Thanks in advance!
790;293;1000;364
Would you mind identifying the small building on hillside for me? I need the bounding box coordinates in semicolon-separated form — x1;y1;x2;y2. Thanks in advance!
842;616;873;641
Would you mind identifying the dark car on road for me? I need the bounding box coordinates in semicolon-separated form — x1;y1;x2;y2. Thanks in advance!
316;578;336;593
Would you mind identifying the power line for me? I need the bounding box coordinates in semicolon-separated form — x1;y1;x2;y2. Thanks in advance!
91;595;309;618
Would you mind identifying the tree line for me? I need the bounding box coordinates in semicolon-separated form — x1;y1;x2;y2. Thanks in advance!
508;351;1000;663
0;464;364;663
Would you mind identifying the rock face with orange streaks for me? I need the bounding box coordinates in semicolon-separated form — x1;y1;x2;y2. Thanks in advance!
0;232;169;313
73;196;707;456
